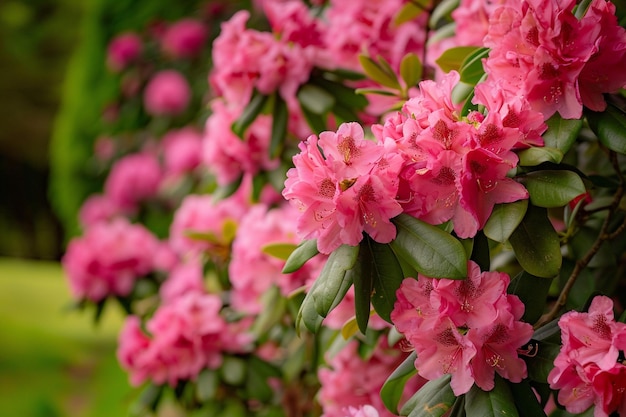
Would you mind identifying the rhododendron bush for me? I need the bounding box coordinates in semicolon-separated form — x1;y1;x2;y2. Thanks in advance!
56;0;626;416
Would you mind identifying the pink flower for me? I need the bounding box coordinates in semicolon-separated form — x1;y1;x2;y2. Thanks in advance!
548;296;626;416
62;218;159;302
343;405;380;417
78;194;120;228
261;0;325;48
106;32;142;72
143;70;191;116
283;122;403;254
104;152;162;213
391;261;532;395
161;18;208;59
161;127;203;178
159;259;205;304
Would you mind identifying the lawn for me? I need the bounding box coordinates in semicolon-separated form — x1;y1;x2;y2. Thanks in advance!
0;257;134;417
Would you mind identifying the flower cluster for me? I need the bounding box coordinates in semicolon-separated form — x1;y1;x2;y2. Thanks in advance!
548;296;626;417
391;261;534;395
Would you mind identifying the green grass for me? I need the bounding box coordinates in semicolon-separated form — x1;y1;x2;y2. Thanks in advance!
0;257;135;417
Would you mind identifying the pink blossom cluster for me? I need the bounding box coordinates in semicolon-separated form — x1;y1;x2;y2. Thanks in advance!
483;0;626;119
106;32;142;73
548;296;626;417
143;69;191;116
117;291;252;387
62;218;160;302
283;122;404;254
228;204;324;314
160;18;208;59
391;261;534;395
317;338;424;417
373;71;542;238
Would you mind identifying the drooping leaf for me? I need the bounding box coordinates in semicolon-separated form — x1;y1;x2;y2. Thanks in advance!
391;214;468;279
483;200;528;243
283;239;319;273
295;285;324;334
520;170;586;208
359;55;402;90
400;375;455;417
262;242;298;261
297;84;335;115
459;47;489;85
507;270;553;323
270;93;288;158
509;205;562;278
231;91;269;138
399;53;423;88
436;46;483;73
381;352;418;414
311;244;359;317
351;246;371;333
464;378;519;417
586;103;626;155
541;113;582;155
369;240;405;323
517;146;564;166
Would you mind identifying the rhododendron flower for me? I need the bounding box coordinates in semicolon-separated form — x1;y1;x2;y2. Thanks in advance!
161;18;207;59
549;296;626;416
143;70;191;116
159;259;206;304
343;405;380;417
104;152;162;213
62;218;160;302
106;32;142;72
78;194;120;228
161;127;203;178
283;122;403;254
317;338;424;417
391;261;533;395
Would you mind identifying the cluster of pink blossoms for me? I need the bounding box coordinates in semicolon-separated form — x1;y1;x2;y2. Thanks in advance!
317;338;424;417
484;0;626;119
391;261;534;395
548;296;626;417
283;122;404;254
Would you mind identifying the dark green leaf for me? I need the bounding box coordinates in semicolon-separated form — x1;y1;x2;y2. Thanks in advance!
507;270;553;323
300;104;328;134
400;53;423;88
297;84;335;115
429;0;460;28
355;87;398;97
283;239;319;273
132;384;163;414
312;244;359;317
520;170;586;208
270;94;288;158
541;113;582;155
569;226;617;268
220;356;247;385
586;103;626;154
369;241;405;323
451;81;474;106
517;146;564;166
381;352;418;414
212;174;243;201
401;375;455;417
391;214;468;279
436;46;482;73
509;205;562;278
464;377;519;417
246;356;282;402
525;341;562;383
483;200;528;243
509;380;547;417
196;369;218;402
459;47;489;85
359;55;401;90
231;91;269;137
470;230;490;271
352;246;371;333
313;77;369;109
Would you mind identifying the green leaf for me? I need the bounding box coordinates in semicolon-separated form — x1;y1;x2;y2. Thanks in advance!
483;200;528;243
470;230;490;271
295;286;324;334
220;356;247;385
394;0;429;26
517;146;564;166
262;242;298;261
541;113;582;155
401;375;455;417
436;46;482;73
196;369;218;402
351;246;371;333
586;103;626;154
525;341;562;383
399;53;423;88
459;47;489;85
429;0;460;28
246;356;282;402
297;84;335;115
359;55;402;90
270;93;288;158
231;91;269;137
369;240;405;323
509;205;562;278
283;239;319;273
300;104;328;134
520;170;586;208
313;77;369;110
464;378;519;417
507;270;553;323
451;81;474;106
381;352;418;414
427;22;456;46
355;87;398;97
509;380;548;417
132;384;164;414
391;214;468;279
311;244;359;317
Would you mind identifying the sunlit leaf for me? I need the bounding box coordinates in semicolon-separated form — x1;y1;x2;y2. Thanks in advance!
262;242;298;261
483;200;528;243
381;352;418;414
517;146;564;166
509;205;561;278
459;47;489;85
391;214;468;279
436;46;482;73
541;113;582;155
520;170;586;208
394;0;429;26
400;53;423;88
359;55;401;90
400;375;455;417
283;239;319;273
